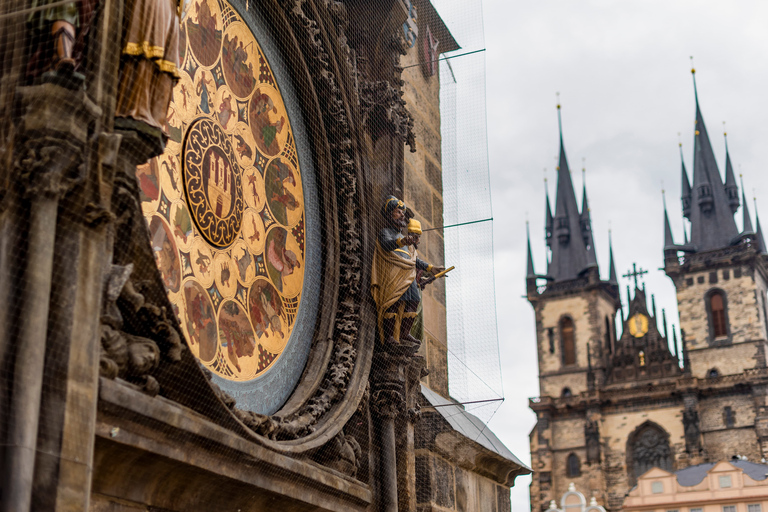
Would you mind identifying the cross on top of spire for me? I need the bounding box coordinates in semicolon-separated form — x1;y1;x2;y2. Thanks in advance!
622;263;648;289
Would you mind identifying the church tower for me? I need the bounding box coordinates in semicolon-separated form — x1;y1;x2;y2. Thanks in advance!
526;105;621;510
528;71;768;512
663;68;768;461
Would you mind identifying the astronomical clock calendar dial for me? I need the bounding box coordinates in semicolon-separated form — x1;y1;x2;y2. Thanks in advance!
628;313;649;338
137;0;319;413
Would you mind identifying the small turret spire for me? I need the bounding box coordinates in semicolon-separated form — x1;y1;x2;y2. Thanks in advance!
680;141;692;219
544;173;553;247
723;127;740;214
756;196;767;254
526;221;536;278
581;162;597;267
608;229;618;284
741;175;754;234
663;189;675;249
672;325;679;360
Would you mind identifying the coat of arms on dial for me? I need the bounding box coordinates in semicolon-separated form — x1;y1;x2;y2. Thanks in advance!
138;0;306;382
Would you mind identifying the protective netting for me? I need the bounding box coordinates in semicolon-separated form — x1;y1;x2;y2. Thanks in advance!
0;0;526;510
433;0;505;426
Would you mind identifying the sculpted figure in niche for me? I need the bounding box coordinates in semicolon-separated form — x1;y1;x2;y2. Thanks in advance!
371;196;444;348
115;0;180;134
26;0;97;79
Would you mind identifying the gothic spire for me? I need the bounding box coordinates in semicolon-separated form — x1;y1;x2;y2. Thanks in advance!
756;198;767;254
547;103;592;281
663;191;675;249
724;131;740;214
741;176;754;234
688;68;739;251
608;230;618;284
527;221;536;278
544;179;553;248
581;168;598;267
680;143;692;219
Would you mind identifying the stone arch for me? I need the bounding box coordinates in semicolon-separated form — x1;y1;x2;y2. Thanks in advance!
626;420;672;487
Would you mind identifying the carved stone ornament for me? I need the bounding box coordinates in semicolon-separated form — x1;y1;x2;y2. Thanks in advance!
683;407;702;454
629;423;672;484
360;79;416;151
585;419;601;464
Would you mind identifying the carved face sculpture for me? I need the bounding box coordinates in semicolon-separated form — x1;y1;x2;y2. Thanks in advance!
128;339;160;374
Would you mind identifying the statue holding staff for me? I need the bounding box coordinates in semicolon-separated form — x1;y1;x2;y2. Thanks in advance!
371;195;446;347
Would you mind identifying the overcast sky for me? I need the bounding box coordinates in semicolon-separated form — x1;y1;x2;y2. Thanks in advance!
433;1;768;509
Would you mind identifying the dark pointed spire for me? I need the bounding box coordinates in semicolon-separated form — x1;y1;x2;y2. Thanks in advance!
680;142;692;219
756;198;767;254
581;166;597;268
544;175;553;247
663;190;675;249
608;230;618;284
688;67;739;251
723;130;740;214
527;221;536;278
547;102;592;281
672;325;679;359
741;176;754;234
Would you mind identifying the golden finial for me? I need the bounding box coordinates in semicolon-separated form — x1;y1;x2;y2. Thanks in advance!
556;91;560;110
723;120;727;137
695;130;700;136
690;55;695;74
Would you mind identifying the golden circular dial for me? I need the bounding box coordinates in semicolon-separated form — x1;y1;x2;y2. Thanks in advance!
138;0;306;382
628;313;649;338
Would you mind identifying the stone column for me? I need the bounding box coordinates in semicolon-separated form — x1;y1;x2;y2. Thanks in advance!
2;83;100;512
371;346;426;512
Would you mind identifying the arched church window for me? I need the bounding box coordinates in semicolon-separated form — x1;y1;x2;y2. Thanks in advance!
561;317;576;366
708;368;719;378
638;351;646;367
562;387;572;398
566;453;581;477
604;316;613;354
708;290;728;338
627;422;672;486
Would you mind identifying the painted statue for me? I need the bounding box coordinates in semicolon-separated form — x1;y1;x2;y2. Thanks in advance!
115;0;180;132
26;0;97;78
370;196;444;346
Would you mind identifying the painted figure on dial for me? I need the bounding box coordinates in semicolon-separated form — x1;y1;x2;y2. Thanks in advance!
370;196;444;347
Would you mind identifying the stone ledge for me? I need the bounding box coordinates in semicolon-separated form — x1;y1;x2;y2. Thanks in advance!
94;378;371;512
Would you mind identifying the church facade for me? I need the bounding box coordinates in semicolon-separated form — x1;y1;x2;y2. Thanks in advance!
526;75;768;511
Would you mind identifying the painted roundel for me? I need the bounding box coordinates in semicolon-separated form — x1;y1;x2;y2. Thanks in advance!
139;0;317;398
